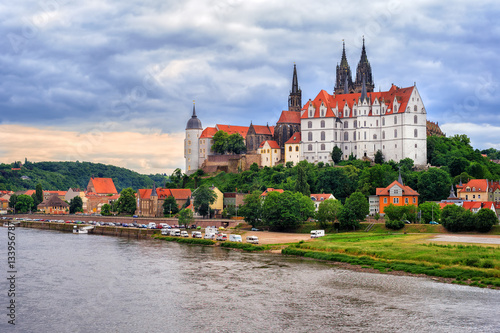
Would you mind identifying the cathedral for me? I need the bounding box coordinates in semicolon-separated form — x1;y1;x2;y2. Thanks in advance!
185;39;429;174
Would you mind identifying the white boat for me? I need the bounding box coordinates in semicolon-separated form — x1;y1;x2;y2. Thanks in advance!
73;225;94;234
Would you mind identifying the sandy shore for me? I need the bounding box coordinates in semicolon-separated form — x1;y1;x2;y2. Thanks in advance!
232;230;312;245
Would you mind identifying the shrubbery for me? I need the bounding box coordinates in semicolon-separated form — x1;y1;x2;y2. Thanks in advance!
441;205;497;233
385;220;405;230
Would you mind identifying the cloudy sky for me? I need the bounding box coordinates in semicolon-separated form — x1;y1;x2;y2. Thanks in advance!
1;0;499;175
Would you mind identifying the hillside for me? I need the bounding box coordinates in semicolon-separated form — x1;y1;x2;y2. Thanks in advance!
0;161;167;192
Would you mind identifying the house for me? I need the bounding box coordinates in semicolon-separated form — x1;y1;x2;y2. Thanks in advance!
136;185;192;217
0;197;9;211
37;194;69;215
310;193;336;211
86;176;118;195
258;140;281;167
223;192;246;211
43;191;67;201
284;132;301;166
456;179;489;202
374;175;419;214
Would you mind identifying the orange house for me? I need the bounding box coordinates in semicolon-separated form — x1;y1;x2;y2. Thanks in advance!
375;180;419;214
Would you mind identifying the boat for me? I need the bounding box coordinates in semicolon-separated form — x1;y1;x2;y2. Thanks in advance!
73;225;94;234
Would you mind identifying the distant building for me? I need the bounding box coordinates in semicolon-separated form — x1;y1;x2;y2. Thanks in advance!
136;185;192;217
260;188;284;198
37;194;69;215
85;176;119;213
86;176;118;195
310;193;336;211
373;174;419;214
284;132;301;166
258;140;281;167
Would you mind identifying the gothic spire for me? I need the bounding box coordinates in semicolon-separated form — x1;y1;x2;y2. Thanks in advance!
151;182;157;197
292;63;299;94
343;75;349;95
354;37;374;93
334;40;353;95
360;75;367;103
449;184;457;198
288;63;302;112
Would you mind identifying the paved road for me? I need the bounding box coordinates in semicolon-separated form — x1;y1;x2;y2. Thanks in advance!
431;234;500;245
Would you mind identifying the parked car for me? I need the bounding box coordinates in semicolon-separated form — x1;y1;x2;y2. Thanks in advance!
229;234;242;242
180;231;189;237
246;236;259;244
429;221;439;225
251;227;260;231
204;233;215;240
191;231;202;238
216;233;227;241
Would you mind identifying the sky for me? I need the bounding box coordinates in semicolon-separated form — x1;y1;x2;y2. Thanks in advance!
1;0;500;175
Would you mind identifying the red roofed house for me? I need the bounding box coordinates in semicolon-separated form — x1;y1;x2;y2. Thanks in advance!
284;132;301;166
86;176;118;195
372;174;419;215
260;188;284;197
136;184;192;217
310;193;336;211
246;123;274;152
85;176;119;214
0;197;8;211
37;194;69;215
258;140;281;167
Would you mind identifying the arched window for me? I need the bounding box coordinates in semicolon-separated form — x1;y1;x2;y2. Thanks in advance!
321;120;325;128
414;129;418;138
354;120;357;128
414;105;417;111
382;118;385;126
382;131;385;139
354;109;357;116
394;116;397;124
321;144;325;151
414;115;418;124
344;121;348;129
321;131;325;141
373;134;377;139
308;144;313;151
308;132;313;141
295;146;299;151
364;132;367;140
344;132;348;141
394;129;398;138
308;121;312;129
289;146;292;152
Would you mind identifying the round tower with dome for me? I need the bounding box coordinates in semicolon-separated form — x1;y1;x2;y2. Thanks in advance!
185;101;203;175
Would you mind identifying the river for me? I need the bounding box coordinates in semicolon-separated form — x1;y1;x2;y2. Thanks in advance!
0;227;499;332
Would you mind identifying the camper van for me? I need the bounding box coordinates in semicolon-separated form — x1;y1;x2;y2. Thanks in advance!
148;222;157;229
205;227;218;235
310;230;325;238
246;236;259;244
161;228;170;236
229;234;242;242
171;229;181;237
191;231;202;238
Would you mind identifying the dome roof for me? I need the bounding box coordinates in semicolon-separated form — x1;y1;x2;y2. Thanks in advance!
186;104;202;130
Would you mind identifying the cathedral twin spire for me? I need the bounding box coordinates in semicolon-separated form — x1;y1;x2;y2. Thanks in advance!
334;38;374;95
288;63;302;112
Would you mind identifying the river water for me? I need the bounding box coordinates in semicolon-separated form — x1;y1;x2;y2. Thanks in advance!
0;228;499;333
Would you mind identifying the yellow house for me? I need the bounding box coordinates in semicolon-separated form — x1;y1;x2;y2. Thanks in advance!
258;140;281;167
209;186;224;212
457;179;489;201
284;132;301;166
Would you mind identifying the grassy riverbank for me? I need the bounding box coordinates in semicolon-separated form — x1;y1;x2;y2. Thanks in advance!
283;233;500;288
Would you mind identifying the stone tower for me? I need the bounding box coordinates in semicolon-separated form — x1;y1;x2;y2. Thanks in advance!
185;102;203;175
334;41;353;95
288;64;302;112
354;37;374;93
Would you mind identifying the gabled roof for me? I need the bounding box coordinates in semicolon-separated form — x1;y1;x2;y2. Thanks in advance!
252;125;274;136
38;194;69;208
259;140;280;149
260;188;284;197
376;180;419;196
458;179;488;193
200;127;217;139
462;201;495;211
310;193;335;201
44;190;67;196
90;177;118;194
277;111;301;124
139;188;191;200
216;124;249;139
285;132;301;144
301;85;415;120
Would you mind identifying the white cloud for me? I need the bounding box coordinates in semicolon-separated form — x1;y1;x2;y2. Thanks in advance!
440;122;500;150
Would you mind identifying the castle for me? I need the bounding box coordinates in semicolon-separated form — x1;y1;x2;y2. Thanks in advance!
185;39;429;174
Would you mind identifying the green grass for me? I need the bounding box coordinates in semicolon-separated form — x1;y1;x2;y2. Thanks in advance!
220;242;268;251
283;232;500;288
153;235;215;245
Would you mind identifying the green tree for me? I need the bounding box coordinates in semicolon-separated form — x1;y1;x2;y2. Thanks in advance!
418;201;441;223
316;199;343;228
69;196;83;214
417;168;452;202
374;150;384;164
474;208;497;232
331;145;343;164
178;208;194;226
285;161;294;168
211;130;229;154
101;203;112;216
238;190;263;227
116;188;137;215
227;133;246;154
250;163;259;172
15;194;34;213
193;185;217;218
31;193;41;211
262;191;314;231
338;192;369;230
294;165;311;196
163;196;179;216
441;204;473;232
35;183;43;203
9;194;18;212
384;204;418;223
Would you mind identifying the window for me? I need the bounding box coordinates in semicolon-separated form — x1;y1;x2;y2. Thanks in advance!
344;121;348;129
295;146;299;151
187;140;191;145
309;110;313;117
344;132;349;141
188;149;191;154
321;110;324;117
364;132;367;140
364;121;366;127
394;116;397;124
405;198;409;204
373;134;377;139
414;105;417;111
413;198;416;203
384;198;387;204
376;120;379;126
393;198;399;204
308;132;313;141
308;144;313;151
354;120;357;128
308;121;312;129
335;132;337;141
289;146;292;152
382;118;385;126
382;131;385;139
321;131;326;141
414;129;418;138
354;109;357;116
415;144;417;148
414;115;418;124
394;129;397;138
321;144;325;150
321;120;325;128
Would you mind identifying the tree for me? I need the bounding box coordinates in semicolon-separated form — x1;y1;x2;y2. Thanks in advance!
374;150;384;164
178;208;194;226
193;185;217;218
15;194;34;213
211;130;229;154
285;161;294;168
261;191;314;231
294;165;310;196
31;193;41;211
331;145;342;164
338;192;369;230
250;162;259;172
474;208;497;232
441;204;468;232
227;133;246;154
238;190;263;227
116;188;137;215
417;168;452;202
101;203;112;216
9;194;18;212
69;196;83;214
35;183;43;204
169;168;183;188
418;202;441;223
316;199;343;228
384;204;418;223
163;196;179;216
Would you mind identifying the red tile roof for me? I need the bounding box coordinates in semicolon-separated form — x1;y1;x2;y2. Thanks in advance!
216;124;249;139
252;125;273;136
0;198;8;202
200;127;218;139
301;85;415;120
376;181;419;196
457;179;488;193
90;178;118;194
310;193;335;201
259;140;280;149
24;190;36;196
260;188;284;196
277;111;301;124
44;191;67;196
139;188;191;200
285;132;301;144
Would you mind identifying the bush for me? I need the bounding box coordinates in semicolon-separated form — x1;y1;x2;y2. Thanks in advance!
464;257;480;267
385;220;405;230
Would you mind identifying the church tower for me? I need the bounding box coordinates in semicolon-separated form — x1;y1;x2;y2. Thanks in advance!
354;37;374;93
288;64;302;112
334;41;353;95
185;101;203;175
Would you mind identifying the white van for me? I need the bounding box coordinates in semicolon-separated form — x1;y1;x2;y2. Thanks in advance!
204;233;215;240
161;228;170;236
171;229;181;236
311;230;325;238
191;231;202;238
229;234;242;242
148;222;157;229
180;230;189;237
246;236;259;244
205;227;218;235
